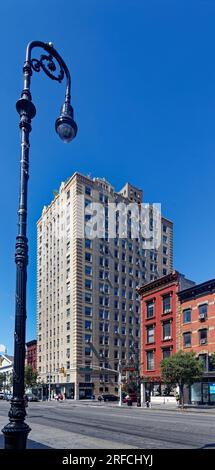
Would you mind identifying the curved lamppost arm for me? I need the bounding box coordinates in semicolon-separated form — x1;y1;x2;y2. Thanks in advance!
25;41;71;103
2;41;77;450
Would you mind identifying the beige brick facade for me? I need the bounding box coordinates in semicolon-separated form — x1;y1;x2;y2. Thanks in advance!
37;172;173;399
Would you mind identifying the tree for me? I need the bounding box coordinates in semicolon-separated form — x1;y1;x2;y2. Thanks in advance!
24;365;38;389
210;353;215;370
161;351;204;407
0;372;13;392
0;373;6;391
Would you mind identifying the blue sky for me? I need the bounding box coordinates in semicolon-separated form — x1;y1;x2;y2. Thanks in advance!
1;0;215;354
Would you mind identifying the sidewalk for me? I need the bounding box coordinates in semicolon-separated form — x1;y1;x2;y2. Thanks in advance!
0;416;137;449
63;399;215;413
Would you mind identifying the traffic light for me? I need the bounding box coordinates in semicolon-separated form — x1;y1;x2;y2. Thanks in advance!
60;367;65;374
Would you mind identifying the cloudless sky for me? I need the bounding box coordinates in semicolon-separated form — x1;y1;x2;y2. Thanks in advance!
1;0;215;354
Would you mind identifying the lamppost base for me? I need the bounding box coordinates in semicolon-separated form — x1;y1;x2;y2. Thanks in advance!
2;421;31;450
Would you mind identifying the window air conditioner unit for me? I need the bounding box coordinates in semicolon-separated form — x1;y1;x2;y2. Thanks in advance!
200;338;206;344
199;313;206;321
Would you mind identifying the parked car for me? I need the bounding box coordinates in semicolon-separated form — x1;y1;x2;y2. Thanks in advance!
98;394;119;402
0;392;5;400
26;394;39;402
5;393;12;401
122;392;137;403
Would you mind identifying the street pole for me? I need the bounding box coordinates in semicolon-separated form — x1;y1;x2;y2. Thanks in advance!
118;360;122;407
48;373;51;401
2;41;77;450
141;382;145;407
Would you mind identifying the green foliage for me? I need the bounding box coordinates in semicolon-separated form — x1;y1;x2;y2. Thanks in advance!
0;373;6;389
24;365;38;389
210;353;215;369
0;372;12;391
161;350;204;388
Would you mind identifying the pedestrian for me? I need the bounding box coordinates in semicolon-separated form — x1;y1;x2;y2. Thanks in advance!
175;393;180;406
24;394;28;408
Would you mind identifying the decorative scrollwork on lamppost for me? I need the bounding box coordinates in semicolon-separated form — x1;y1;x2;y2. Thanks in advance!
2;41;77;450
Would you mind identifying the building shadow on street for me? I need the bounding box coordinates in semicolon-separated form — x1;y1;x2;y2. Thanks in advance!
0;434;51;449
200;443;215;449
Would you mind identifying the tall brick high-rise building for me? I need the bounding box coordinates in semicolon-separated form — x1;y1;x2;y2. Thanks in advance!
37;172;173;399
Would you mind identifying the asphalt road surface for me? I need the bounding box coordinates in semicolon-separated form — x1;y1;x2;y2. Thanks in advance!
0;400;215;449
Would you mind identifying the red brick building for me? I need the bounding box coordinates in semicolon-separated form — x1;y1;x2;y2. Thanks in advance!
26;340;37;372
138;271;194;396
178;279;215;404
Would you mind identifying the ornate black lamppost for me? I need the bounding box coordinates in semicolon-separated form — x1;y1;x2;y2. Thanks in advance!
2;41;77;449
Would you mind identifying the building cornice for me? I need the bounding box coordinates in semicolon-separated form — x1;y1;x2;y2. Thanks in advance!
137;271;179;297
178;279;215;302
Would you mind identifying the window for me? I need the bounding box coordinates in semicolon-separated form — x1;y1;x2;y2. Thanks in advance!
85;293;92;303
183;309;191;324
85;333;91;343
85;239;92;249
85;252;92;262
163;294;171;313
209;355;215;371
85;186;91;196
199;329;208;345
85;347;91;356
183;332;191;348
85;199;91;208
85;306;92;316
85;279;92;289
85;265;92;276
163;348;171;359
147;325;155;344
146;301;154;319
163;322;171;340
85;320;92;330
198;354;208;372
104;310;109;320
198;304;208;320
66;322;70;331
146;351;154;371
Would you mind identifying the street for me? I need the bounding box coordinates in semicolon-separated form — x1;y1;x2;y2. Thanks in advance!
0;400;215;449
